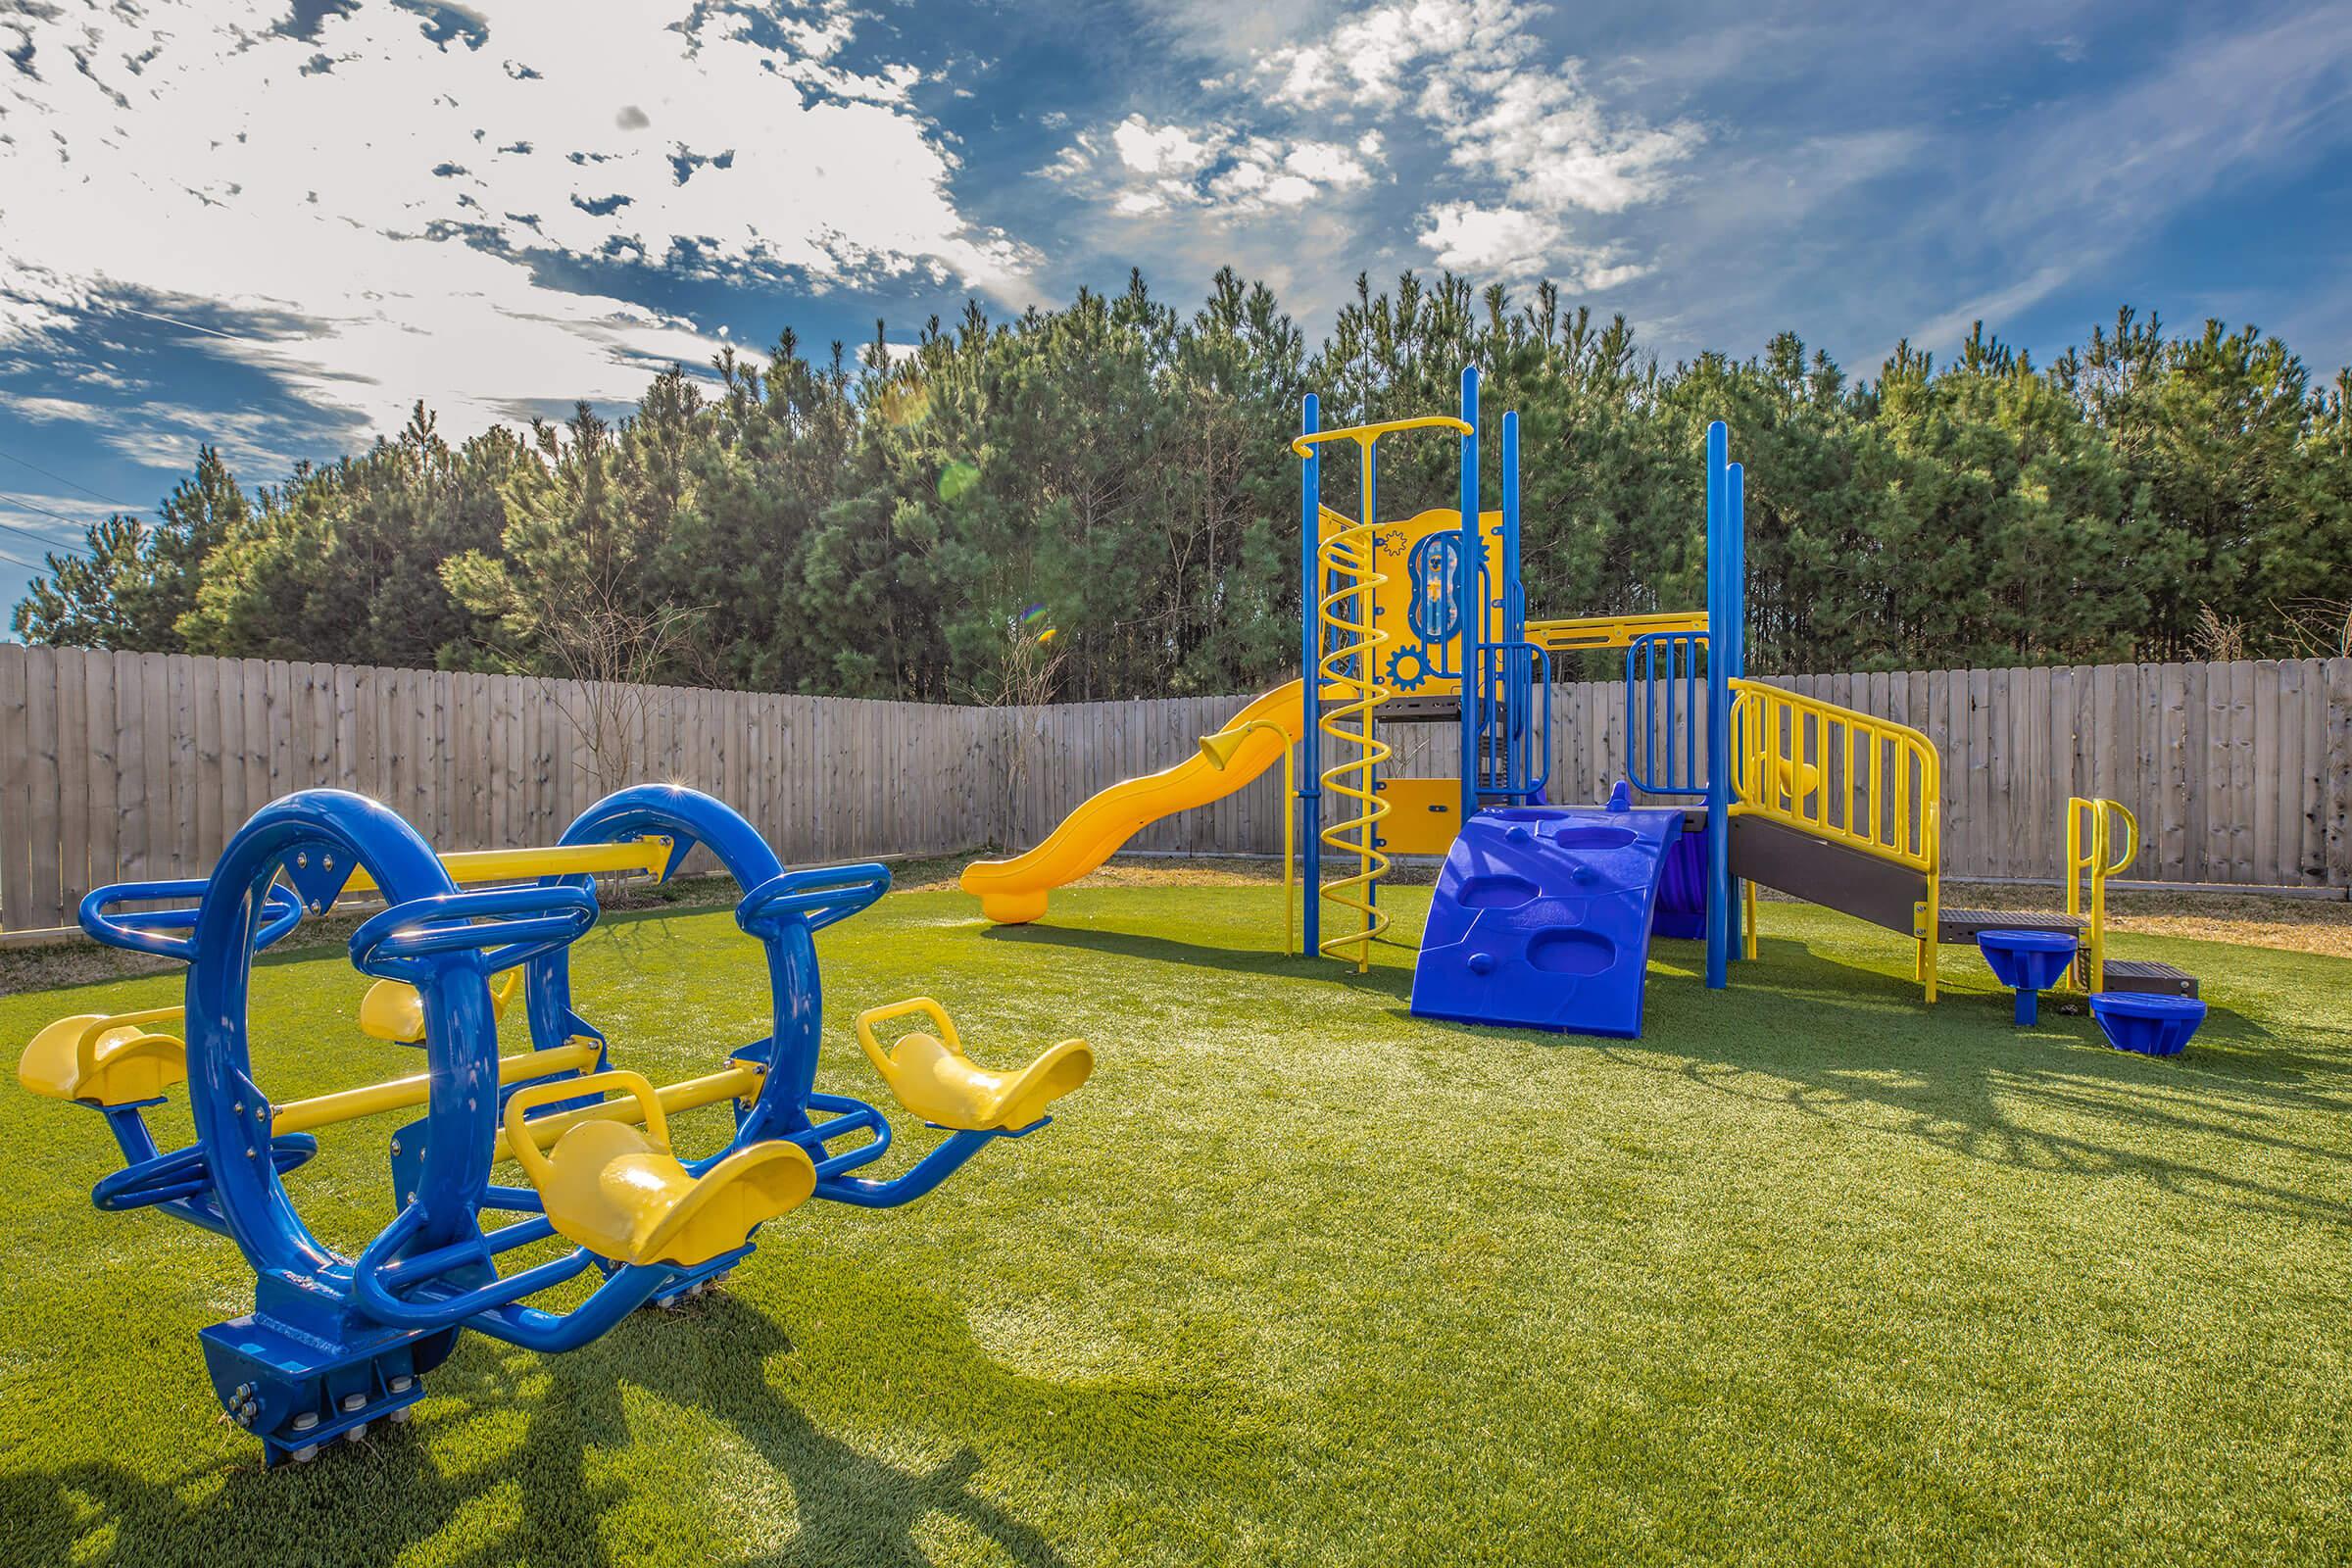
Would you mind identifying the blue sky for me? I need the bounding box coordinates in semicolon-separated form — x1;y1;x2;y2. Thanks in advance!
3;0;2349;621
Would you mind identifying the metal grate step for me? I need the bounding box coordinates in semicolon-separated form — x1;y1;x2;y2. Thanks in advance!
2099;959;2200;1000
1936;907;2084;945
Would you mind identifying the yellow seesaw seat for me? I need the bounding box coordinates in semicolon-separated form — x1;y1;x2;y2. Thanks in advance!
359;969;522;1045
18;1007;187;1106
502;1070;817;1268
855;998;1093;1132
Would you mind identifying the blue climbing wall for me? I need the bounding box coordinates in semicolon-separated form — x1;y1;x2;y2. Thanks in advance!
1410;802;1685;1038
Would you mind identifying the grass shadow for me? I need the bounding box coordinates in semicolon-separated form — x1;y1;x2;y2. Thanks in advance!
0;1270;1193;1567
981;920;1415;1002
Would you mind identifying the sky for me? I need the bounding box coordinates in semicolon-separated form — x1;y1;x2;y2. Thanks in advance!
2;0;2350;620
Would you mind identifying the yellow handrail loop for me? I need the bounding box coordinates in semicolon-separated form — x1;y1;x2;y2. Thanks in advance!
2065;797;2136;991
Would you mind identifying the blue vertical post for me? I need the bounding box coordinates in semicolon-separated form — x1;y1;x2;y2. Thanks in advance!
1703;421;1731;990
1725;460;1746;962
1500;409;1523;793
1455;366;1480;820
1300;393;1321;958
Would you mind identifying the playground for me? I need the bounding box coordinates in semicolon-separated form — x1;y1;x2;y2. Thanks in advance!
3;873;2349;1565
5;371;2350;1566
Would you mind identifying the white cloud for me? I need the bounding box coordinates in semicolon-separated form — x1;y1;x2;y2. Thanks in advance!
1111;116;1214;175
1283;141;1373;190
1050;0;1696;284
1442;72;1702;216
1418;204;1651;291
0;0;1032;443
1418;203;1561;276
0;389;303;476
1048;117;1386;219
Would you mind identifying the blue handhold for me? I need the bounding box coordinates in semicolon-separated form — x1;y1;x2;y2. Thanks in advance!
1411;805;1685;1038
2089;992;2206;1056
1605;780;1633;811
1975;929;2079;1026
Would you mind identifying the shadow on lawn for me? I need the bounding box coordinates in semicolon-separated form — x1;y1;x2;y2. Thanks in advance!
984;919;1416;1001
1402;930;2352;1225
0;1286;1109;1568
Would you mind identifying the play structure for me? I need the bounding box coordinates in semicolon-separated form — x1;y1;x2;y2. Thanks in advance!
962;368;2203;1046
18;785;1091;1466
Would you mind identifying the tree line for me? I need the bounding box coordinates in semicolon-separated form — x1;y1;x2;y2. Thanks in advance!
16;270;2352;701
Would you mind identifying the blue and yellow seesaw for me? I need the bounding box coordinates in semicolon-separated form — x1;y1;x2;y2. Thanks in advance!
17;784;1092;1466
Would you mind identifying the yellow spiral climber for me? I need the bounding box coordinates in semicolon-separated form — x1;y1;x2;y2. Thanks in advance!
1292;414;1471;975
1315;503;1391;972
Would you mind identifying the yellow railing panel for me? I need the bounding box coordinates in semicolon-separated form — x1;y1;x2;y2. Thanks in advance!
1730;679;1943;1001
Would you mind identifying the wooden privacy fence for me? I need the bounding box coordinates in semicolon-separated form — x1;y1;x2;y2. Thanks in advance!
988;660;2352;890
0;647;993;936
1;646;2348;934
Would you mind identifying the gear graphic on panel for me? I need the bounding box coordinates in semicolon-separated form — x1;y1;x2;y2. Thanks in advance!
1387;644;1431;693
1375;530;1407;556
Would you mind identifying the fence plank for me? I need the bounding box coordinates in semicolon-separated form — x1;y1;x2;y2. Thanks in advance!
0;647;32;929
114;652;148;887
24;647;63;929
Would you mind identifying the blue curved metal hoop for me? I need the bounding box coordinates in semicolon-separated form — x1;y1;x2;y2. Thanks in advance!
350;885;600;981
80;879;304;960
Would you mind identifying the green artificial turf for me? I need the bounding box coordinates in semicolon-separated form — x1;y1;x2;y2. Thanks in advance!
2;884;2349;1566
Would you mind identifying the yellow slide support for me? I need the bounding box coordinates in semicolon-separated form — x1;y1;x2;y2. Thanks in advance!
960;681;1302;924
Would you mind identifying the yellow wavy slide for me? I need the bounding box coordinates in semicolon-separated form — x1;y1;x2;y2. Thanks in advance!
962;681;1302;924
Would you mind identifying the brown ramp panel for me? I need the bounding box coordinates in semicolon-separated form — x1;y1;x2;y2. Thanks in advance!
1730;815;1927;937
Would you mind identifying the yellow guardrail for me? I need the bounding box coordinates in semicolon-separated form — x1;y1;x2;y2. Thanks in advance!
1730;679;1943;1000
2065;797;2136;992
1526;610;1707;653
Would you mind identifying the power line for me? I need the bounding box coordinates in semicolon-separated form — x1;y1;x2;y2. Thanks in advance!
0;516;91;559
114;304;242;341
0;487;85;523
0;492;96;559
0;446;136;510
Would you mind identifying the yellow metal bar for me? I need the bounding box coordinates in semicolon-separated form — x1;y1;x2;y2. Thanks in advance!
340;838;673;895
1729;679;1939;879
271;1040;600;1136
2065;796;2137;992
1526;610;1708;654
491;1060;767;1161
1290;415;1473;458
